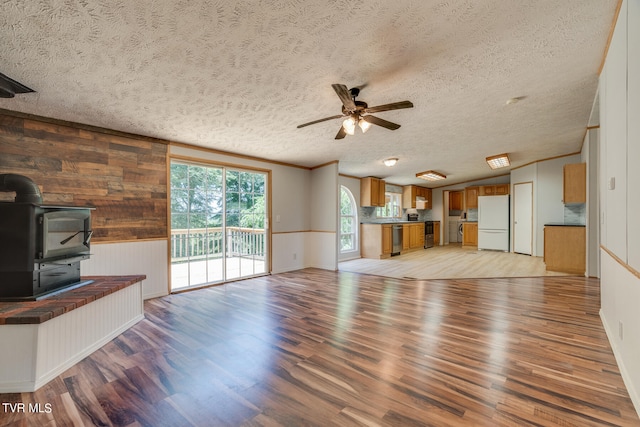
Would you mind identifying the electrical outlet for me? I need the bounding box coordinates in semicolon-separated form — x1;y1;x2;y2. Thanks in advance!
293;253;297;260
619;321;624;340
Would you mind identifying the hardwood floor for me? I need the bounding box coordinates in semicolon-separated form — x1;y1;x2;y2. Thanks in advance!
1;269;638;426
339;244;571;279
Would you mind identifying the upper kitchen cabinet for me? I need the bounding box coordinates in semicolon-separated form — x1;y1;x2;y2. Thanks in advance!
403;185;432;209
465;186;479;209
361;177;386;207
563;163;586;204
478;184;510;196
449;191;463;211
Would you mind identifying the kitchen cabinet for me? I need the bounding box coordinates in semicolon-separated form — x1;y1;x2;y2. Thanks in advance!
412;223;424;248
434;221;440;246
462;222;478;247
362;222;424;259
544;225;585;274
403;223;425;250
563;163;586;204
403;185;432;209
465;186;478;209
478;184;510;196
382;224;392;255
449;191;463;210
402;225;411;251
361;223;393;259
361;177;386;207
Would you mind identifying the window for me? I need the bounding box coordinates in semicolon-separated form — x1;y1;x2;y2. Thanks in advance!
339;186;358;253
376;192;402;218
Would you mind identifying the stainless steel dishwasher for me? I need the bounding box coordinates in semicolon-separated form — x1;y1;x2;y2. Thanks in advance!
392;224;403;256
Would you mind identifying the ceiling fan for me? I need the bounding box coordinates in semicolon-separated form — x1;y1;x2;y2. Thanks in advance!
297;84;413;139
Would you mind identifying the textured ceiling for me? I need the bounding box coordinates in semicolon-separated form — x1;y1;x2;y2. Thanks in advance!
0;0;617;186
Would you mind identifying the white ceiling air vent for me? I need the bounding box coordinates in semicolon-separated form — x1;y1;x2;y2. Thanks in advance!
0;72;35;98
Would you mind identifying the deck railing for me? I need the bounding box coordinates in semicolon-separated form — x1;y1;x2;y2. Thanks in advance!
171;227;265;262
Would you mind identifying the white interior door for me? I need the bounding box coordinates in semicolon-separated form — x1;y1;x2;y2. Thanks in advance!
513;182;533;255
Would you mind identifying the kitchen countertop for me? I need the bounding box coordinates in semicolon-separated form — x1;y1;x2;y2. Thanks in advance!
544;223;586;227
362;221;425;224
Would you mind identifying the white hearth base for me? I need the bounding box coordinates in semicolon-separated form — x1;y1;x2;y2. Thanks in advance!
0;281;144;393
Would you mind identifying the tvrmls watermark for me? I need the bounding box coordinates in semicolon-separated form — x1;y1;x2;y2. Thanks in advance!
2;402;52;414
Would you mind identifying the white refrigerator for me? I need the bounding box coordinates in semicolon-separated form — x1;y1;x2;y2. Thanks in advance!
477;195;509;251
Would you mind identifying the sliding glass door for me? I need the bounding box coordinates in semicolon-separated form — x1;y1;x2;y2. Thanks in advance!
170;161;268;290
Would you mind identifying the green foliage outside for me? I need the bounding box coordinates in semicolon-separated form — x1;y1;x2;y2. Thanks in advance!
170;163;266;230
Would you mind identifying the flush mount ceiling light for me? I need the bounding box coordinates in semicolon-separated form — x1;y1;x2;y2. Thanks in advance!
416;170;446;181
383;158;398;167
0;72;35;98
486;153;511;169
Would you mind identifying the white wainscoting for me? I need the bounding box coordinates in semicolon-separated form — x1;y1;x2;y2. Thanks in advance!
272;231;337;273
305;231;337;271
600;250;640;416
272;232;306;273
0;282;144;393
84;240;169;299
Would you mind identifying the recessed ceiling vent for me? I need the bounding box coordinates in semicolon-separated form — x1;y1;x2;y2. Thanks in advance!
0;72;35;98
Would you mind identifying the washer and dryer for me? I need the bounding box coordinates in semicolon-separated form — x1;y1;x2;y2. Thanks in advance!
448;217;464;243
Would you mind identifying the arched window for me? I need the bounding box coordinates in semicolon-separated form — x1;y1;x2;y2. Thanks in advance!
340;186;358;253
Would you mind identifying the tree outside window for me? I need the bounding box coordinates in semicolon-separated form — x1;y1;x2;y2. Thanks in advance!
376;192;402;218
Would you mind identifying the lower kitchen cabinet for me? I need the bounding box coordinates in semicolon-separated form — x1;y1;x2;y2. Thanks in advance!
361;223;423;259
402;225;411;251
402;223;425;251
544;225;585;274
434;221;440;246
462;222;478;247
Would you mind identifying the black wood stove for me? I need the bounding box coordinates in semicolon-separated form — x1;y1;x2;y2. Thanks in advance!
0;174;94;301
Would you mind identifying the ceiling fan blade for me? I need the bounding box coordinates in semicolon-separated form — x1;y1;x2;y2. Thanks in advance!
297;114;345;128
362;115;401;130
332;84;356;112
335;126;347;139
364;101;414;114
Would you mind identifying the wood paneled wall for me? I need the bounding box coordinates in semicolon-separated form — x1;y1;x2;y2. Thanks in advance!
0;113;167;242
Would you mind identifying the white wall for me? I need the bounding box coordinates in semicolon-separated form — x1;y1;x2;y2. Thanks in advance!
599;0;640;414
308;162;339;270
582;128;600;278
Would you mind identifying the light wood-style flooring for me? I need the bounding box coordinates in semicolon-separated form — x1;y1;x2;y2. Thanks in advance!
1;268;638;426
340;244;570;279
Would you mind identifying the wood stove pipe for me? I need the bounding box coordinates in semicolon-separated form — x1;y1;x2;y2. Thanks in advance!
0;174;43;204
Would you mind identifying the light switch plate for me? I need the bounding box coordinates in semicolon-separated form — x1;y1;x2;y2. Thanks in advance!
608;177;615;190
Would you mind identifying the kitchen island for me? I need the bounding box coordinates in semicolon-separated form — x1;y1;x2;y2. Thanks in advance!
361;222;425;259
544;224;586;274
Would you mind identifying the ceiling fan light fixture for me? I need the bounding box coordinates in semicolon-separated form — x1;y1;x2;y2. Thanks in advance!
358;118;371;133
383;158;398;167
486;153;510;169
343;117;356;135
416;170;446;181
